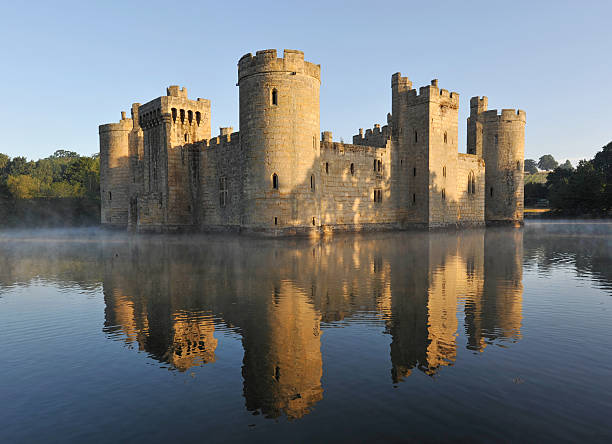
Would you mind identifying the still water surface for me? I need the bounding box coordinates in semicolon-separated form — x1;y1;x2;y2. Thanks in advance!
1;222;611;442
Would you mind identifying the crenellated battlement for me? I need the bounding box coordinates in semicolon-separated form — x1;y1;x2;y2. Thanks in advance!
391;72;413;91
167;85;188;99
470;96;488;115
198;131;240;150
402;79;459;107
352;122;391;147
481;108;526;123
99;111;133;133
237;49;320;83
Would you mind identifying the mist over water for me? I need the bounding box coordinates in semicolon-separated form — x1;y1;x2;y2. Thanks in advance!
1;222;611;442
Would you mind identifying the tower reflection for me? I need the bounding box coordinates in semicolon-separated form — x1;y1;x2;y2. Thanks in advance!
100;230;524;419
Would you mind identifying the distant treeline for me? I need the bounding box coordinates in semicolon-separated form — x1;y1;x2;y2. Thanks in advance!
525;142;611;213
0;150;100;227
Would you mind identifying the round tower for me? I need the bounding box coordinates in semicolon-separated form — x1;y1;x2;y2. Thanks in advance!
482;109;526;225
99;112;132;227
238;49;321;232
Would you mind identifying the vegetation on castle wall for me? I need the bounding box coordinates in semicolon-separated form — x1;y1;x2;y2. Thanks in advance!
0;150;100;226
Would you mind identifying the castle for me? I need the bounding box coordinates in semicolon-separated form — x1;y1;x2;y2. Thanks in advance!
99;49;525;234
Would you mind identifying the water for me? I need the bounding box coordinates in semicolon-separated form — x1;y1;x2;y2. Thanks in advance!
1;222;611;442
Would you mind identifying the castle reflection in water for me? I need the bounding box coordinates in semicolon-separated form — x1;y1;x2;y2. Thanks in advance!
101;229;523;420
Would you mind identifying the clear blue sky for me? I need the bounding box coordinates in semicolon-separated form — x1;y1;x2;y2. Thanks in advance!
1;0;610;165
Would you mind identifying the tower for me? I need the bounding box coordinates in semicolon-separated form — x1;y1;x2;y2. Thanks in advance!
471;103;525;225
237;49;321;231
136;86;211;231
391;75;460;227
99;112;131;227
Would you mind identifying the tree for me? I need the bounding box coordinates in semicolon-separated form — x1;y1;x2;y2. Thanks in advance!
559;160;573;170
50;149;79;159
524;159;538;174
6;175;41;199
538;154;558;171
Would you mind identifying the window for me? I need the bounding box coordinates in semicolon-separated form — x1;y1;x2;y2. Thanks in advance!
184;133;189;142
444;131;448;144
442;188;446;201
171;108;177;123
196;111;201;125
188;110;193;124
377;160;382;173
373;159;377;171
109;191;112;201
219;177;227;207
272;173;278;190
443;166;446;178
414;130;418;143
350;163;354;175
374;189;382;203
494;134;498;145
412;193;416;204
413;167;417;177
325;162;329;174
313;136;316;150
271;89;278;106
312;217;316;226
490;187;494;197
468;171;476;194
517;160;521;171
274;216;278;225
180;109;185;123
310;175;315;191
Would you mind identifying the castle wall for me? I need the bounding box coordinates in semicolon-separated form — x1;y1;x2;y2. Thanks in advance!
319;139;393;229
456;154;485;224
198;132;244;229
99;114;131;227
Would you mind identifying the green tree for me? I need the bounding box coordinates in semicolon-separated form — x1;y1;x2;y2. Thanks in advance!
593;142;611;209
524;159;538;174
50;149;79;159
538;154;558;171
559;159;573;170
6;174;42;199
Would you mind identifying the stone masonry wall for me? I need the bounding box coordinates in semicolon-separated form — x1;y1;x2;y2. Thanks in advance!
456;154;485;225
319;138;393;229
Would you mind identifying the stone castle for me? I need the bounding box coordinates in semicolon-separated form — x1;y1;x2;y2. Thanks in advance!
99;49;525;234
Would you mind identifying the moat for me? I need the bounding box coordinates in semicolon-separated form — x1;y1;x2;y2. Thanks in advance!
1;221;610;442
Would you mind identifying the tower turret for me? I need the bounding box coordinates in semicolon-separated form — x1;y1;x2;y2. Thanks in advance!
238;49;321;231
480;108;526;225
99;112;132;227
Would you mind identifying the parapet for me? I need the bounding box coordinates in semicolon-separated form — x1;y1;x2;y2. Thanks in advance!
237;49;321;83
321;131;333;142
352;123;391;147
167;85;188;99
200;131;240;149
99;111;133;133
403;79;459;107
470;96;488;115
391;72;413;91
481;108;526;123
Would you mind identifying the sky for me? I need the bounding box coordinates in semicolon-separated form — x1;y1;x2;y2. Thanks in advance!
1;0;610;165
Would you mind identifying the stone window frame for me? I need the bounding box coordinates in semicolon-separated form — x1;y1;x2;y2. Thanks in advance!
373;188;382;203
441;188;446;201
444;131;448;144
468;171;476;195
272;173;279;190
350;163;355;176
271;88;278;106
325;162;329;174
442;166;446;178
219;177;228;207
310;175;315;192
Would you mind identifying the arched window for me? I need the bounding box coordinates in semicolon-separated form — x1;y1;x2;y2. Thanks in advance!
171;108;177;123
312;217;316;226
350;163;354;175
184;133;189;142
414;130;418;143
180;109;185;123
468;171;476;194
310;175;315;191
444;131;448;144
188;110;193;124
443;166;446;178
271;89;278;106
442;188;446;201
325;162;329;174
272;173;278;189
196;111;201;125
